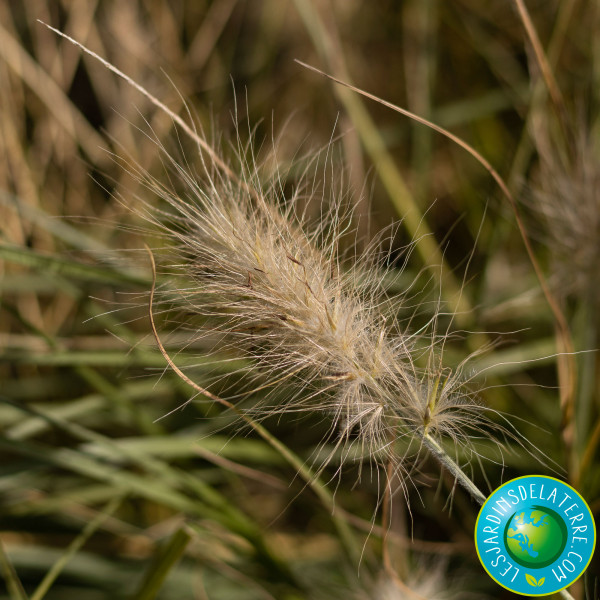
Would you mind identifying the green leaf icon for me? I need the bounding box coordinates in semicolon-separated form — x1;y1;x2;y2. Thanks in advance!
538;577;545;586
525;573;538;587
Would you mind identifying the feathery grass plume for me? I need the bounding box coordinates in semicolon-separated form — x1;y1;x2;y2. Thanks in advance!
350;562;486;600
531;130;600;305
111;116;502;504
125;131;412;452
36;21;497;501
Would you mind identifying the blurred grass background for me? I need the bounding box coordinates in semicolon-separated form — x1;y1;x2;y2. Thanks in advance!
0;1;599;598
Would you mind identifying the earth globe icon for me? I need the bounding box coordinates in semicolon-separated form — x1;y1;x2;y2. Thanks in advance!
504;505;568;568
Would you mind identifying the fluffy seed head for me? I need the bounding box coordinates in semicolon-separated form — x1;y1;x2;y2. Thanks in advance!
350;562;484;600
531;129;600;303
120;127;496;471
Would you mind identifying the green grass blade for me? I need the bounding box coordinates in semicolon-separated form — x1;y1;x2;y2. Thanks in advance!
0;541;29;600
292;0;472;324
4;381;171;440
1;409;300;589
0;245;148;287
0;436;205;515
0;191;110;254
29;496;123;600
130;527;191;600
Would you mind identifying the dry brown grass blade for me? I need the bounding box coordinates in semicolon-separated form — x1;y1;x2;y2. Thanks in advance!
193;444;287;490
295;59;576;438
38;21;237;186
511;0;577;457
0;22;106;164
512;0;568;131
295;61;511;203
144;244;237;412
187;0;238;70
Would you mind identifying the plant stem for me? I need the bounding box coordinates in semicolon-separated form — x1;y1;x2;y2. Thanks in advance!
422;436;580;600
421;432;486;505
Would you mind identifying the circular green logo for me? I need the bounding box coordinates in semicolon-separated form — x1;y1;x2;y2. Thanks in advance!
504;506;567;568
475;475;596;596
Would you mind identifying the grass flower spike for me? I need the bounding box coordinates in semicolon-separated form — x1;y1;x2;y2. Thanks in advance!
35;18;495;506
533;133;600;304
117;123;493;505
